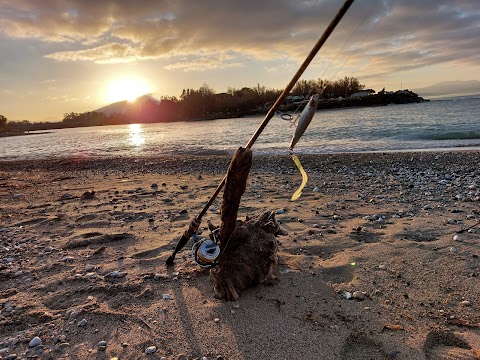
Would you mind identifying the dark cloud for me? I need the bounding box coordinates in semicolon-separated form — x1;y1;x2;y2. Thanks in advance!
0;0;478;77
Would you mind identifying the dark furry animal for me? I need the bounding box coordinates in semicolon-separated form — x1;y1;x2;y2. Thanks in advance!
211;211;287;301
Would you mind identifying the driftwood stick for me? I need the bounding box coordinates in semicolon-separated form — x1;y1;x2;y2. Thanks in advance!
219;147;252;247
210;147;285;301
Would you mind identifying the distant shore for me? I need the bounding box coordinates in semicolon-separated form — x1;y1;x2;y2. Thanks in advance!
1;90;428;135
0;131;52;138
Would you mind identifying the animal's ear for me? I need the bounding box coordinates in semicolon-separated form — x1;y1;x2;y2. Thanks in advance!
261;212;288;236
257;211;273;224
260;212;278;233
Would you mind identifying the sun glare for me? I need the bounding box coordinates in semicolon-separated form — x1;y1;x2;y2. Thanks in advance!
128;123;145;146
105;76;153;103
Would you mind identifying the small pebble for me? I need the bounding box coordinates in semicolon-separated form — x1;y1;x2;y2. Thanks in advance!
105;270;127;278
29;337;42;347
453;234;461;241
145;346;157;354
98;340;107;351
460;300;471;306
388;349;401;358
177;354;188;360
378;264;386;270
214;318;220;323
353;291;365;301
77;318;87;326
163;294;171;300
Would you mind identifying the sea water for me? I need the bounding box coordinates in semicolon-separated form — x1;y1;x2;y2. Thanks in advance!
1;95;479;161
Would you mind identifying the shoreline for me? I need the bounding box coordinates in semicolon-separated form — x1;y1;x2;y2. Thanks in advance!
0;131;52;138
1;148;480;171
1;150;479;359
1;146;480;167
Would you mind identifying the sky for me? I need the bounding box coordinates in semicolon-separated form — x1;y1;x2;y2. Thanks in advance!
0;0;479;122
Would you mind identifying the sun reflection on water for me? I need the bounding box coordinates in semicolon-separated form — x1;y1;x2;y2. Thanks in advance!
128;124;145;146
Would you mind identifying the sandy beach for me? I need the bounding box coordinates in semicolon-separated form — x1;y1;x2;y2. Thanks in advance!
0;151;479;360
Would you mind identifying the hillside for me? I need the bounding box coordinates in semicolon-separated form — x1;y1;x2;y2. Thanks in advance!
413;80;480;97
94;95;161;115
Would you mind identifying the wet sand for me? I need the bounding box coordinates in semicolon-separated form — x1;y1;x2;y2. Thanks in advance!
0;151;479;359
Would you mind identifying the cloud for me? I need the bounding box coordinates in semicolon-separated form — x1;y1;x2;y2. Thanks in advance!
44;43;139;63
164;56;244;72
0;0;479;79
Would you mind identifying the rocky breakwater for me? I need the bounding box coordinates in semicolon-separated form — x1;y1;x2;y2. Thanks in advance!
315;90;428;111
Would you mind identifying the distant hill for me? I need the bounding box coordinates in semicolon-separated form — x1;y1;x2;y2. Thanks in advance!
94;94;161;115
412;80;480;97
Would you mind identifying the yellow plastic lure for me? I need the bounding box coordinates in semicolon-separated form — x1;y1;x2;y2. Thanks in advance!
291;154;308;201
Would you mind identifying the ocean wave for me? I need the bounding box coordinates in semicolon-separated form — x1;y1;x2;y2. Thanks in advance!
177;147;233;156
424;130;480;141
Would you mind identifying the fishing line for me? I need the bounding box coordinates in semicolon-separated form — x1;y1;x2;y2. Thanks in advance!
320;6;371;80
288;7;372;201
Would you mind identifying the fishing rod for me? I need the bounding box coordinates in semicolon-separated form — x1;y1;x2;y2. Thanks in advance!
166;0;355;265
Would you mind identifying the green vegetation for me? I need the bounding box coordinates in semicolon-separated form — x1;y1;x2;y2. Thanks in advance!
0;115;7;131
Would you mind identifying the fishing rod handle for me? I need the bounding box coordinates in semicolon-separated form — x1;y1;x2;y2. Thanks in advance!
165;217;202;265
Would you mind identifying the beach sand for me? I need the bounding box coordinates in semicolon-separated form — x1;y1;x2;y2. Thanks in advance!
0;151;479;359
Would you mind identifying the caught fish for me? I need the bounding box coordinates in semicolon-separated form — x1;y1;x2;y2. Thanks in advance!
289;94;321;150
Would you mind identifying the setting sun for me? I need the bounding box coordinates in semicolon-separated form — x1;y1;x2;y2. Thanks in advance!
104;76;153;103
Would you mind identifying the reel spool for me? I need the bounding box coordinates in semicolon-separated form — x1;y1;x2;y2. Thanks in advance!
192;229;220;268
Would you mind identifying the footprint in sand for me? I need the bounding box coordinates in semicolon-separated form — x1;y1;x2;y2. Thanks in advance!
397;229;440;243
321;263;356;284
64;232;135;249
423;330;477;360
340;333;388;360
349;229;383;243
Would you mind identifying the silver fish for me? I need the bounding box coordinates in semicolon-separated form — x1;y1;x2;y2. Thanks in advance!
289;94;321;150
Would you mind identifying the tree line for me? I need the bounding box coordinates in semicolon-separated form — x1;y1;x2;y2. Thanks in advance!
1;76;366;132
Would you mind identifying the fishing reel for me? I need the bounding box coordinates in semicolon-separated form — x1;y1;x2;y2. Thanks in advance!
192;228;220;268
